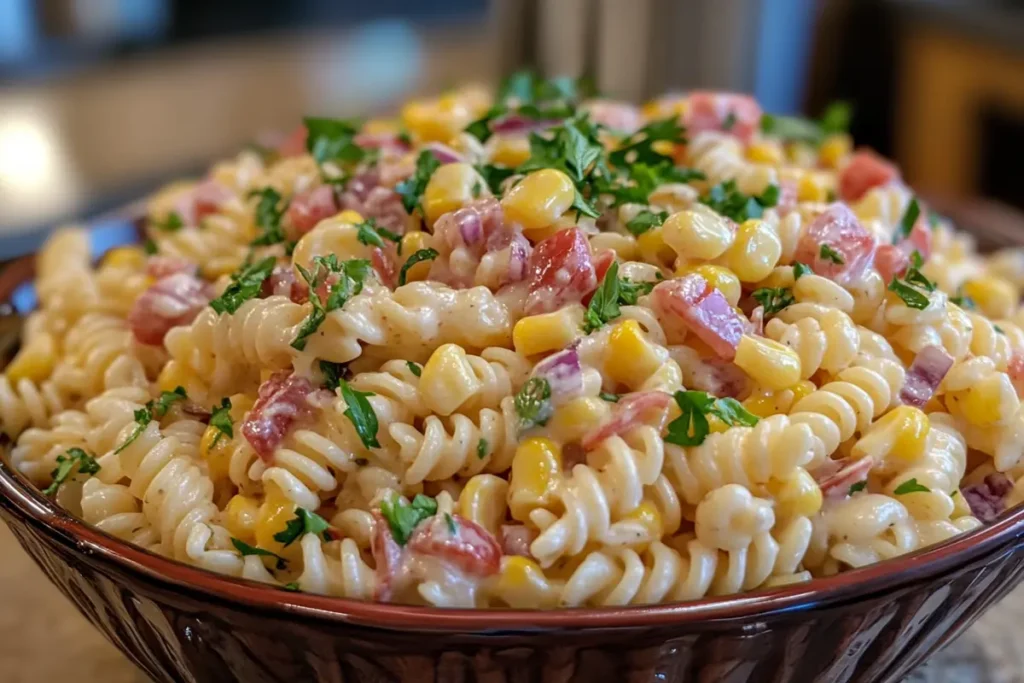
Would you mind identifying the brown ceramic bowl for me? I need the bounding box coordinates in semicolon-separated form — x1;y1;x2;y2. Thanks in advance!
3;220;1024;683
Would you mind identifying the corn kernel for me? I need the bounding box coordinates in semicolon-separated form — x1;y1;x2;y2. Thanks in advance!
420;344;482;416
962;277;1017;319
589;232;639;262
854;406;930;463
513;306;584;357
952;487;973;518
255;483;301;560
548;396;612;444
819;134;852;169
797;174;828;202
496;556;558;608
955;373;1020;427
201;424;232;482
291;221;372;270
766;468;822;519
331;209;364;224
458;474;509;535
717;219;782;282
742;389;791;419
790;380;816;403
636;226;677;266
401;98;472;142
508;437;562;521
224;494;260;544
623;499;663;539
501;169;577;234
746;141;784;165
423;162;488;226
662;205;735;261
734;335;801;391
605;320;665;387
675;264;741;306
489;135;531;167
157;360;199;395
102;246;147;271
399;231;432;283
5;334;56;384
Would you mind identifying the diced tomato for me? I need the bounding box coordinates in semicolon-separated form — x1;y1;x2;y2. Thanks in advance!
241;372;326;462
812;456;875;499
899;345;953;408
581;391;673;450
407;514;502;577
370;510;404;602
907;218;932;260
145;256;197;279
1009;354;1024;392
191;178;234;222
524;228;597;315
838;149;899;202
499;524;537;558
652;275;746;360
372;247;397;289
128;273;213;346
793;203;876;285
286;185;340;237
874;244;909;284
684;92;763;143
261;266;309;303
277;125;308;157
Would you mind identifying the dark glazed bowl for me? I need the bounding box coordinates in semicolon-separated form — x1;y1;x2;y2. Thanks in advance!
3;226;1024;683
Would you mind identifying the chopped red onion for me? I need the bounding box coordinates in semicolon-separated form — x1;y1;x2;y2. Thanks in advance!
962;473;1013;522
531;347;583;404
425;142;463;164
899;345;954;408
489;114;559;135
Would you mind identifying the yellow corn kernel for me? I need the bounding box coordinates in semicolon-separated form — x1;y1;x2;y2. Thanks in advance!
797;173;828;202
589;232;639;262
513;305;584;356
819;134;852;169
508;437;562;521
955;373;1020;427
423;162;489;226
420;344;481;416
766;468;822;519
952;487;973;518
675;264;741;306
489;134;531;167
400;98;472;143
291;221;372;270
399;231;432;283
331;209;364;224
548;396;612;444
501;169;577;234
605;320;665;387
746;140;784;165
254;483;301;560
862;406;931;462
5;334;56;384
961;277;1017;319
458;474;509;535
623;499;663;540
662;205;735;261
742;389;788;419
756;266;796;290
157;360;197;395
717;219;783;283
224;494;260;544
790;380;816;403
200;424;232;482
706;413;730;434
102;246;147;271
496;556;559;608
636;226;677;266
734;335;801;391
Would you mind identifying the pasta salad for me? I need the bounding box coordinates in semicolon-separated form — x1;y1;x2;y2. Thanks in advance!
8;75;1024;608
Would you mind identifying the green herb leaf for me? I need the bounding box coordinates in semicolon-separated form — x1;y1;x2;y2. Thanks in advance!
273;508;332;547
398;248;439;286
379;493;438;545
700;180;778;223
893;478;931;495
619;277;654;305
114;388;187;454
395;150;441;215
722;111;737;131
752;287;795;317
625;210;668;236
319;360;348;392
910;250;924;269
819;244;845;264
665;391;759;446
283;582;301;592
599;392;620;402
760;101;851;145
475;164;516;194
710;397;760;428
43;448;100;496
209;397;233;447
444;512;458;534
406;361;422;378
291;257;372;350
153;387;187;418
476;438;488;460
995;324;1005;335
249;187;289;246
848;481;867;495
210;256;277;314
609;116;686;167
143;238;159;255
337;378;379;449
888;278;930;310
471;180;482;198
231;538;288;570
583;261;624;333
819;101;852;136
894;197;921;243
515;377;553;430
793;262;811;280
304;117;364;166
114;407;153;454
152;211;184;232
950;287;976;310
903;266;935;292
356;219;401;249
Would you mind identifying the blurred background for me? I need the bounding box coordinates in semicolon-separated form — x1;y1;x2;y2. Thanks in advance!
0;0;1021;260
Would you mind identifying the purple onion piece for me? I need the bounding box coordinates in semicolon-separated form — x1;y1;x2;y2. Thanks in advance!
531;347;583;405
489;114;560;135
426;142;463;164
457;210;484;247
962;473;1014;522
899;344;954;408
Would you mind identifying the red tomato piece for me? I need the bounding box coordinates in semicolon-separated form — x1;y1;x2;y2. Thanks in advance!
499;524;538;558
241;372;326;462
581;391;673;450
370;510;404;602
1009;353;1024;391
128;273;213;346
286;185;340;237
191;178;234;222
838;149;899;202
874;244;909;284
372;247;397;289
277;125;308;157
684;91;763;143
908;218;932;260
524;228;597;315
652;275;746;360
794;203;876;285
261;265;309;303
407;514;502;577
813;456;875;499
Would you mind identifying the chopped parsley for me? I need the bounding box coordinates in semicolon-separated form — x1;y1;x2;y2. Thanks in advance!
114;387;187;454
283;582;301;592
303;116;365;167
395;150;441;215
609;115;686;168
444;512;458;534
319;360;349;392
291;255;372;350
599;161;703;208
517;115;605;218
515;377;554;430
793;262;811;279
249;187;289;246
950;287;976;310
894;197;921;243
406;361;422;378
625;209;668;236
143;238;159;255
722;111;737;131
752;287;795;317
888;264;935;311
995;324;1005;335
848;481;867;495
209;256;276;314
819;244;845;264
209;397;233;447
582;262;654;333
231;538;287;570
379;493;438;545
273;508;332;547
42;448;100;496
893;478;931;495
465;72;584;143
472;180;482;198
476;438;488;460
474;163;517;194
398;248;439;286
760;101;851;145
151;211;184;232
700;180;779;223
336;378;379;449
356;219;402;249
664;391;759;446
599;392;620;403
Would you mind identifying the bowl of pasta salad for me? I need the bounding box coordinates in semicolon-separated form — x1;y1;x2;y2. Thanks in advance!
3;76;1024;683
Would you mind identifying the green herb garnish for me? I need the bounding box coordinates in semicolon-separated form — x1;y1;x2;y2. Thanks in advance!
303;116;365;166
893;478;931;495
894;197;921;244
444;512;458;534
888;278;931;310
700;180;779;223
819;244;845;265
599;392;620;402
609;116;686;168
337;378;379;449
793;262;811;279
760;101;851;145
476;438;488;460
395;150;441;215
273;508;332;547
379;493;438;545
249;187;289;246
42;448;100;496
209;256;276;314
319;360;348;392
356;219;402;250
406;361;422;377
848;481;867;495
398;248;439;287
152;211;184;232
664;391;759;446
209;397;233;447
625;210;668;236
475;163;517;194
752;287;795;317
231;538;287;570
143;238;159;255
291;256;372;350
114;387;187;454
515;377;554;430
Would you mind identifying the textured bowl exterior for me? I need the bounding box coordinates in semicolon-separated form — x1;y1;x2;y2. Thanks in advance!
3;237;1024;683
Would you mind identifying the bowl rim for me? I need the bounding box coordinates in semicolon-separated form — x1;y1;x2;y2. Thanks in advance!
3;248;1024;633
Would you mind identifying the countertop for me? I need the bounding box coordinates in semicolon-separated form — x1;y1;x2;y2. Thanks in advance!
1;521;1021;683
